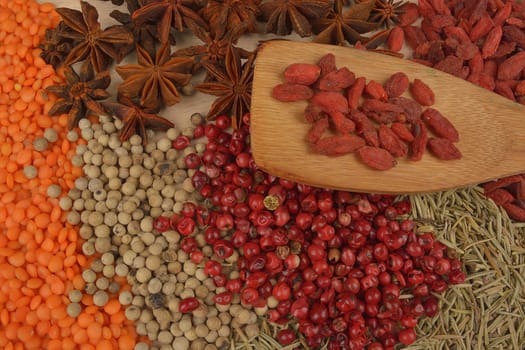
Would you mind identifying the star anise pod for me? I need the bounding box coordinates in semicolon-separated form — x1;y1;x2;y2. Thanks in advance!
39;22;75;69
116;44;193;111
200;0;260;39
102;96;174;144
46;62;110;130
196;45;254;129
132;0;208;44
109;0;165;58
313;0;378;46
56;1;134;72
368;0;406;28
173;20;251;74
259;0;332;37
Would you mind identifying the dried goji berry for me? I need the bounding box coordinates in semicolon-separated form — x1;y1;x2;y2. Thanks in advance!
410;79;435;106
403;26;428;50
497;52;525;80
347;77;366;110
469;15;494;42
272;83;314;102
307;117;329;144
391;122;415;142
311;91;349;114
304;103;326;123
398;3;419;26
482;26;503;59
389;97;422;123
384;72;409;98
493;2;512;26
427;138;461;160
284;63;321;85
421;108;459;142
485;188;514;206
410;120;428;161
317;53;337;77
319;67;356;91
349;110;379;147
502;202;525;221
387;27;405;52
378;124;408;157
313;135;365;156
365;80;388;101
358;146;397;171
434;55;464;77
362;99;405;115
330;111;355;134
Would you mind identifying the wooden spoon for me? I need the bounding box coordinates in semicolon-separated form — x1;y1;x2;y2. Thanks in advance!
250;40;525;194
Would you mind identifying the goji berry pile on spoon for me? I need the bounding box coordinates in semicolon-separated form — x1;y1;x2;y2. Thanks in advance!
251;41;525;194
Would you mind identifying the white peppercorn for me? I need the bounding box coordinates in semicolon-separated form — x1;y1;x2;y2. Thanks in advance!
33;137;48;151
125;305;141;321
67;130;79;142
172;337;189;350
67;302;82;317
93;290;109;307
69;289;83;303
23;165;38;179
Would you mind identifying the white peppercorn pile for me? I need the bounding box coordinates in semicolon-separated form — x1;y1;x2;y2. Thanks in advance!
65;115;259;350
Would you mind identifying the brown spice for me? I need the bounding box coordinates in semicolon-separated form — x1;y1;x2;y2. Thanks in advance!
46;62;110;130
116;44;193;111
196;46;255;129
56;1;133;72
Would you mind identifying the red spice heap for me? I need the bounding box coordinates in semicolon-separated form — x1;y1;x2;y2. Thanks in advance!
272;53;461;170
154;115;465;349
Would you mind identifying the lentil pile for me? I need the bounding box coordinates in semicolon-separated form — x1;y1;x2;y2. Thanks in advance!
0;1;137;349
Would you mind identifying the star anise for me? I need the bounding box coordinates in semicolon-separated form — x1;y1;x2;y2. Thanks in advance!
102;96;174;144
200;0;260;39
173;20;251;74
131;0;208;44
196;45;255;129
56;1;134;72
46;62;110;130
258;0;332;37
116;43;193;111
109;0;166;58
39;22;75;69
368;0;406;28
313;0;378;46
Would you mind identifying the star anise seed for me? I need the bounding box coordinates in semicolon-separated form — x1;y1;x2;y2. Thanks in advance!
39;22;75;69
313;0;378;46
102;96;174;145
56;1;134;72
46;62;110;130
259;0;332;37
196;45;255;129
116;43;193;111
132;0;208;44
109;0;166;58
173;20;251;74
201;0;260;39
368;0;406;28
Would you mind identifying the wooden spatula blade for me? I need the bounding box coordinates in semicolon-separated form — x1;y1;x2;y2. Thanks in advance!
251;41;525;194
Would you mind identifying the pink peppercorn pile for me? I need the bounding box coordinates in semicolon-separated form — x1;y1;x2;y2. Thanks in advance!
154;113;465;350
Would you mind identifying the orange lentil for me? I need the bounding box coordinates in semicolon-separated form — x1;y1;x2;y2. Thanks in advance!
0;2;137;349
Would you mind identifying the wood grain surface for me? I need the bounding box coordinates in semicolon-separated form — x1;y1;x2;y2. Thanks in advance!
251;41;525;194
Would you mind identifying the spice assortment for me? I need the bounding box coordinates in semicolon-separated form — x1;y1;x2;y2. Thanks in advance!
0;1;525;350
272;54;461;170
